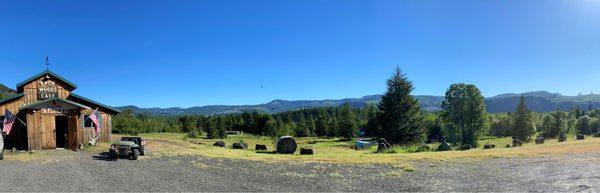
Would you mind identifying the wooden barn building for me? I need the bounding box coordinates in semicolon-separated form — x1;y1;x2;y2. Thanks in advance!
0;70;120;150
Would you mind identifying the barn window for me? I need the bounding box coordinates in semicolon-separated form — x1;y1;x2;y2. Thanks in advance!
83;115;96;128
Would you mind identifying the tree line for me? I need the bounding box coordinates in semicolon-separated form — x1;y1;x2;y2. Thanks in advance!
113;67;600;148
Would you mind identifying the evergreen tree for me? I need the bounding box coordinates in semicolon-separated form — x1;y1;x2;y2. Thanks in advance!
294;114;310;137
307;116;316;136
511;96;535;141
314;109;329;136
179;116;197;133
573;106;583;119
441;83;487;147
374;68;424;145
337;103;358;140
551;108;566;138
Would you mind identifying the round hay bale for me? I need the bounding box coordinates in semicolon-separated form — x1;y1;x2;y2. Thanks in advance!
535;136;544;144
255;144;267;151
232;142;247;149
577;134;585;140
300;148;314;155
213;141;226;147
512;139;523;147
483;144;495;149
276;136;297;154
436;142;452;151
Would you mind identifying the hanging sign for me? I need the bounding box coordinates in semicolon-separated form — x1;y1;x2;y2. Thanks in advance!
38;79;58;100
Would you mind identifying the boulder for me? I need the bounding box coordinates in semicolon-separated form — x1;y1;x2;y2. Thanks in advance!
300;148;314;155
577;134;585;140
436;142;452;151
483;144;495;149
213;141;226;147
232;142;247;149
535;136;544;144
276;136;297;154
559;133;567;142
255;144;267;151
512;139;523;147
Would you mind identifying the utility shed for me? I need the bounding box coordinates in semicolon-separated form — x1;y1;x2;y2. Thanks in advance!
0;70;120;150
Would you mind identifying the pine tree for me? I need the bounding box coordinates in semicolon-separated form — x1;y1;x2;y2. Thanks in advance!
294;114;310;137
511;96;535;142
315;109;329;136
375;67;424;145
337;103;358;140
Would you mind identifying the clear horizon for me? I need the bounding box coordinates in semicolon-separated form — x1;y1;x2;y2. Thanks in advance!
1;0;599;108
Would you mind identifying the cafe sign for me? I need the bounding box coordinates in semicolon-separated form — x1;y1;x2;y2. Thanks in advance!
40;104;72;115
38;79;58;100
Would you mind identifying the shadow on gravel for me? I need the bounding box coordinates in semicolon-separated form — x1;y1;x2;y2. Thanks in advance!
92;152;117;162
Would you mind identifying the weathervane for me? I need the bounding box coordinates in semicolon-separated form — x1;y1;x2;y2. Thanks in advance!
45;56;50;70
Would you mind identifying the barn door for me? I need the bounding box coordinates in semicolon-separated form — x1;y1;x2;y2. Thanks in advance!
67;115;79;149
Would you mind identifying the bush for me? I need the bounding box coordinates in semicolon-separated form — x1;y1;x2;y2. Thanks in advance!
576;116;593;135
187;130;200;138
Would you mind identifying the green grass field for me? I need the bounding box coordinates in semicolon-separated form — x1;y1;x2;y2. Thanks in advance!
108;132;600;164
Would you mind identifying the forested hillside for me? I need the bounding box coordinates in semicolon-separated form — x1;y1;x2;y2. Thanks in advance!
116;91;600;115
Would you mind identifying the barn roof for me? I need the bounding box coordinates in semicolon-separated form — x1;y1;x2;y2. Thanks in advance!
19;97;90;111
16;70;78;91
0;93;25;106
68;93;121;114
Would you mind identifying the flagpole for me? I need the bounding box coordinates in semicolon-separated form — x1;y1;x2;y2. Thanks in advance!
16;117;27;126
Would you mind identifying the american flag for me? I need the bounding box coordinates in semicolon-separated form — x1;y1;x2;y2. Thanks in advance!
3;109;16;135
89;108;101;134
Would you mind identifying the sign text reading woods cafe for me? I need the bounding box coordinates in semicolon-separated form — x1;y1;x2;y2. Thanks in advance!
37;79;58;100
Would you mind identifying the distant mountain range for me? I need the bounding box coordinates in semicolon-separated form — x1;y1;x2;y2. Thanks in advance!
0;83;597;115
116;91;600;116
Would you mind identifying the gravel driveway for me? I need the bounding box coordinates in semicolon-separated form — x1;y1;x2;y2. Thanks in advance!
0;150;599;192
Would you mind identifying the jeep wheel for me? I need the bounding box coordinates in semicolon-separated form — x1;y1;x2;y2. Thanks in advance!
131;149;140;160
139;146;146;156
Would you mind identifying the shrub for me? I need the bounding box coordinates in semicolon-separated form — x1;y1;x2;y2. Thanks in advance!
187;130;200;138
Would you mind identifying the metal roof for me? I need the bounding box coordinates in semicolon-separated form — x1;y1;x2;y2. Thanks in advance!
19;97;90;111
16;70;78;91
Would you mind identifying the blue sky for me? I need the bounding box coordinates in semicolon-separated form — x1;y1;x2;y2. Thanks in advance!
1;0;599;108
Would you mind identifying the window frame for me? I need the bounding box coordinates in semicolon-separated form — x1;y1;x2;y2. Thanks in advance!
83;115;96;128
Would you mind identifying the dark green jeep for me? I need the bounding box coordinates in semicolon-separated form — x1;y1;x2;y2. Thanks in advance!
109;137;146;160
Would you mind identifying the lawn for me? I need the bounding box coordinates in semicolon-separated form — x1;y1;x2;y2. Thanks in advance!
108;133;600;164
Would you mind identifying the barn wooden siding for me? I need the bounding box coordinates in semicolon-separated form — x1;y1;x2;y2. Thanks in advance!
22;76;71;104
0;71;116;150
80;109;112;144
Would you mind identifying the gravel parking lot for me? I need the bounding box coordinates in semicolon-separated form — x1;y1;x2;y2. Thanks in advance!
1;150;599;192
